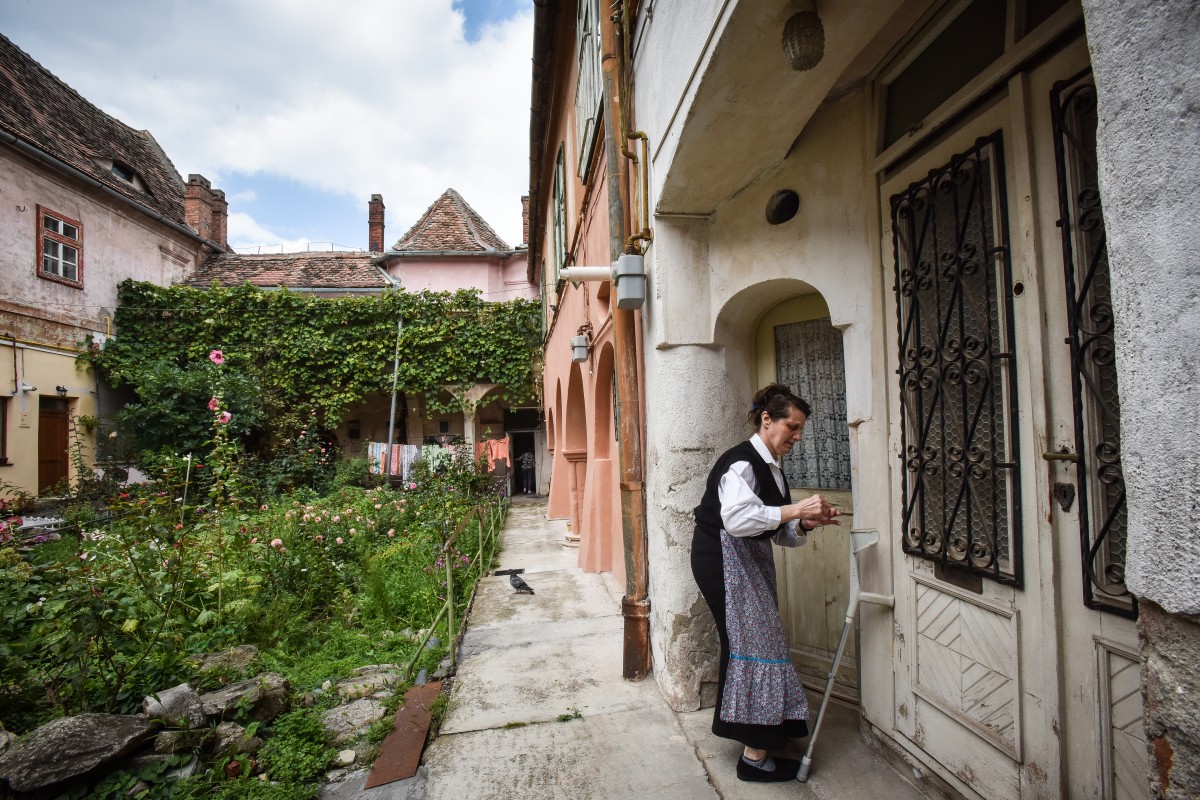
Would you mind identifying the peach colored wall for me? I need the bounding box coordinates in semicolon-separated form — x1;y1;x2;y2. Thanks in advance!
387;251;536;301
538;105;625;582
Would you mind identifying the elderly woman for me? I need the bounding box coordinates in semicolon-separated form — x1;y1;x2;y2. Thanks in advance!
691;383;840;782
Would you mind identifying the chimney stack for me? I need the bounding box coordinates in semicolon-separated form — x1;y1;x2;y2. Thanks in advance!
369;194;386;252
521;195;529;247
183;174;229;249
211;189;228;250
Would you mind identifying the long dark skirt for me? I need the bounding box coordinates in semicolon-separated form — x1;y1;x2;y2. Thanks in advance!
691;527;809;751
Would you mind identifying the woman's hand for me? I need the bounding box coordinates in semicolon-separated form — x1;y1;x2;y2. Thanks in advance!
781;493;841;528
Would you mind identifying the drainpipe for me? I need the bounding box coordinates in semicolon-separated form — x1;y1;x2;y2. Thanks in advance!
601;1;651;680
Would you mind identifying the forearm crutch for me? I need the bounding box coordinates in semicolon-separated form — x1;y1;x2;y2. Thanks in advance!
797;528;894;783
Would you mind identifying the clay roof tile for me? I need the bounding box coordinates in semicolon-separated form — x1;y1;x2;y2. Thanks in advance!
0;34;190;228
392;188;510;253
184;252;391;290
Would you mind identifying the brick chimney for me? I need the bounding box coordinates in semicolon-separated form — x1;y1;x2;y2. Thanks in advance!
184;174;214;241
211;188;228;250
369;194;386;252
521;195;529;247
183;174;229;249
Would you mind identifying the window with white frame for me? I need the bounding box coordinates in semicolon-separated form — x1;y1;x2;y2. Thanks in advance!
574;0;603;182
552;146;568;282
37;206;83;287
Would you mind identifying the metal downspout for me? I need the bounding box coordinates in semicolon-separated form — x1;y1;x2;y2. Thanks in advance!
601;1;651;680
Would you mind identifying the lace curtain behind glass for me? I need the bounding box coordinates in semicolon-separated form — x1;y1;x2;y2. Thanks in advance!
775;318;852;490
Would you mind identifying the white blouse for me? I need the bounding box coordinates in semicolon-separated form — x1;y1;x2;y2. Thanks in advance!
716;433;807;548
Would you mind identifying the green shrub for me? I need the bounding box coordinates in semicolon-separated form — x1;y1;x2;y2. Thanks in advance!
257;709;334;784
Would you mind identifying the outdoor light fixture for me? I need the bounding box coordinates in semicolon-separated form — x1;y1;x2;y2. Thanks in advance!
18;382;36;393
782;1;824;72
558;253;647;311
570;334;591;363
56;385;69;396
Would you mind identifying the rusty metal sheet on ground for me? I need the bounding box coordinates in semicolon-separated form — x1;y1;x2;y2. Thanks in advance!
365;680;443;788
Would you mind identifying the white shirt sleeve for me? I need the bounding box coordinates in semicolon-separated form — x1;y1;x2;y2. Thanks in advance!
717;460;806;547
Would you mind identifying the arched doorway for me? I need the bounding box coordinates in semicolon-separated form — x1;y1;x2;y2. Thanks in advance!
753;293;859;701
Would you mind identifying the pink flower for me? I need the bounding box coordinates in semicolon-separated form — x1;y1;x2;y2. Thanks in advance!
407;482;417;490
348;528;357;535
335;537;344;545
314;534;324;542
374;504;382;509
250;537;258;544
386;529;395;537
270;538;283;548
208;397;220;411
332;515;341;523
209;349;225;365
175;523;184;530
217;411;232;424
260;504;268;511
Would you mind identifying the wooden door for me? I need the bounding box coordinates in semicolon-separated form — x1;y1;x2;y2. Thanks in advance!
769;315;859;700
1029;40;1147;800
880;38;1148;800
38;397;69;494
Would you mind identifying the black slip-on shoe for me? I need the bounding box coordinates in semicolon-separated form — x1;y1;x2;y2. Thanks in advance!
736;755;801;782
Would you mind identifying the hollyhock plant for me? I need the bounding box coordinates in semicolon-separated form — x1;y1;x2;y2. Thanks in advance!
217;411;232;424
209;349;225;365
208;397;220;411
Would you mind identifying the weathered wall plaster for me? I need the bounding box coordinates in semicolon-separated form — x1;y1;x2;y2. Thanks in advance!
1081;0;1200;614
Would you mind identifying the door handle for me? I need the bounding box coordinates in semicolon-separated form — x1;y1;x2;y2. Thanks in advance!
1042;451;1080;463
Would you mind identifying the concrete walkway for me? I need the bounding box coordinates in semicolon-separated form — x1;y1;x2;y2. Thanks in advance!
324;496;933;799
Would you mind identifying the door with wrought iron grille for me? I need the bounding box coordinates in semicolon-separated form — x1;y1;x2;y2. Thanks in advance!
881;39;1146;800
1032;41;1147;800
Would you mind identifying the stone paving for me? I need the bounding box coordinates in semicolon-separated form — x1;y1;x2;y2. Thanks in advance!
322;495;934;799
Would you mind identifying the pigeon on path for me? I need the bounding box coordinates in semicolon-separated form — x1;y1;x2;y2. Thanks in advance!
509;573;535;595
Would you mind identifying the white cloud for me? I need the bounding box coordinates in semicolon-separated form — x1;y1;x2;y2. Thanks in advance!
229;189;258;204
6;0;534;246
227;212;315;255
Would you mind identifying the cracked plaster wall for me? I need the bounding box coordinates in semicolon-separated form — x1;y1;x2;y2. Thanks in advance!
1082;2;1200;796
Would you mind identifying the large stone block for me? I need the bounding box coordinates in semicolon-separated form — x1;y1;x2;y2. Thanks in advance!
0;714;156;792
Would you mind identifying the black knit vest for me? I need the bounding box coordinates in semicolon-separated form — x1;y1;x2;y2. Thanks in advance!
693;440;789;541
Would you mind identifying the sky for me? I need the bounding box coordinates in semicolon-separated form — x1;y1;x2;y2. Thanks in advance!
3;0;534;253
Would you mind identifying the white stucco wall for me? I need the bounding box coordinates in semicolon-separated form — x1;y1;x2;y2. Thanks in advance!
1081;1;1200;614
642;91;892;719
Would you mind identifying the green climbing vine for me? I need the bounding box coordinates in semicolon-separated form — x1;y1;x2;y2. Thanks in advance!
81;280;542;464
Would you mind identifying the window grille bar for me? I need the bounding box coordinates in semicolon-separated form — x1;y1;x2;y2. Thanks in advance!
891;132;1023;586
1050;70;1135;618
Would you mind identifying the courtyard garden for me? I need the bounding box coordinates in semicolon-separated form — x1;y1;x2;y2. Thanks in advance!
0;282;540;798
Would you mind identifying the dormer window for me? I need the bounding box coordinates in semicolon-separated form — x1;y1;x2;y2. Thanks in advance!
96;157;148;193
110;160;135;182
37;205;83;288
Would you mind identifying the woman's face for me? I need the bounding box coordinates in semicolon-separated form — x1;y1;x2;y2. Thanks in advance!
760;406;807;459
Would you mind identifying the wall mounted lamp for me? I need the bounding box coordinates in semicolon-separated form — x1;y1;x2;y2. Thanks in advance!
570;334;591;363
56;385;69;396
558;253;646;310
782;1;825;72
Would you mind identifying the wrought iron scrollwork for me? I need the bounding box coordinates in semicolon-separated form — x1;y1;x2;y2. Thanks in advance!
1051;72;1136;618
891;133;1023;586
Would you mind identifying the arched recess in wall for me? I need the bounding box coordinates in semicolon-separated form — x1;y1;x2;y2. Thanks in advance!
755;296;851;491
474;385;507;437
593;343;615;459
565;364;587;452
549;380;562;452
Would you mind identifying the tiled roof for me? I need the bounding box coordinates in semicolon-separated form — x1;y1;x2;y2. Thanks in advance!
392;189;511;253
185;252;392;290
0;34;190;228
